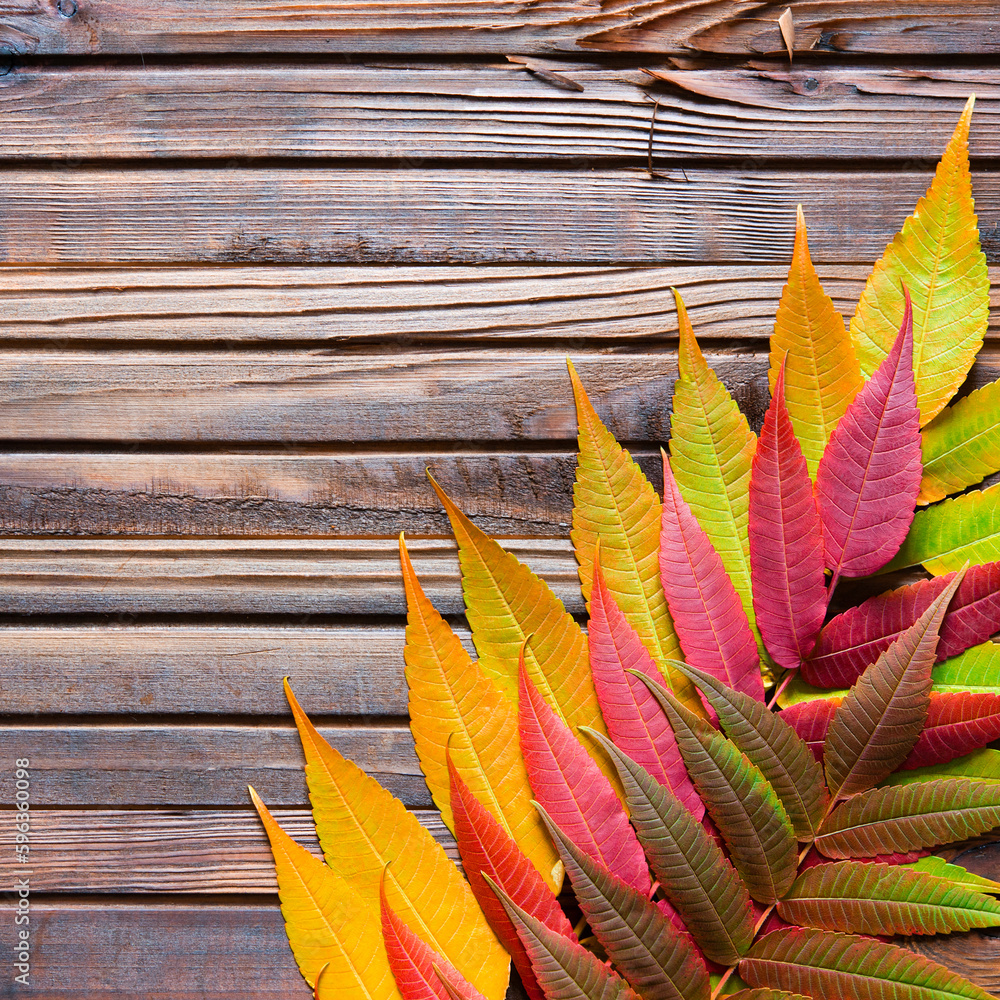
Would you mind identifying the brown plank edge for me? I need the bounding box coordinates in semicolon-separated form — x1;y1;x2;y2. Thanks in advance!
0;64;997;162
0;1;997;56
1;169;999;265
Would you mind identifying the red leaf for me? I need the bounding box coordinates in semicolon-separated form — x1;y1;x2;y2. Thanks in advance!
782;692;1000;771
749;361;828;668
589;554;704;820
798;846;927;871
803;563;1000;688
814;289;922;585
660;451;763;701
519;655;652;895
449;753;573;1000
380;873;488;1000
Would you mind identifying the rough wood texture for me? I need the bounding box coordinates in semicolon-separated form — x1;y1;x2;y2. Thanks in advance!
0;2;996;56
2;168;999;265
0;537;579;615
0;64;997;161
2;264;999;344
0;723;431;807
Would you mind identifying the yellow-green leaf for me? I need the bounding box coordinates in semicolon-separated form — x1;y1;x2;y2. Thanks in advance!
668;290;762;665
932;641;1000;693
770;206;863;478
885;482;1000;574
250;786;401;1000
568;359;693;707
919;378;1000;504
851;96;988;427
399;534;560;891
285;682;510;1000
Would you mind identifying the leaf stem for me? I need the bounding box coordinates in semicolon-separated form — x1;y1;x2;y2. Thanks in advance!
709;965;736;999
766;668;797;710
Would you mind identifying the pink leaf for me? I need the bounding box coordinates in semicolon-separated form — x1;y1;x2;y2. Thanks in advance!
749;361;828;668
802;563;1000;688
814;289;922;585
589;554;704;820
518;655;653;895
782;692;1000;771
660;450;763;701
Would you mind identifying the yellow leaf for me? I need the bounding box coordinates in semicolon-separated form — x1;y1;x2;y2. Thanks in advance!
399;534;561;891
771;206;863;478
851;95;988;426
285;682;510;1000
249;786;401;1000
567;360;697;711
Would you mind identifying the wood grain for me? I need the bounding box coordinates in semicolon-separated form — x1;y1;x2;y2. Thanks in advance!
11;807;456;893
0;537;578;615
0;722;430;807
1;63;998;162
2;168;999;265
0;1;996;56
2;264;999;344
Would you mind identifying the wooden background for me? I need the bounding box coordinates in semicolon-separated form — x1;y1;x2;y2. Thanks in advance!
0;2;999;997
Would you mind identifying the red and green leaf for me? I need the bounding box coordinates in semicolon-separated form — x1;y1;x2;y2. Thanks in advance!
538;804;711;1000
589;554;703;820
449;754;573;1000
486;874;642;1000
519;656;651;895
749;361;828;669
884;747;1000;787
815;291;923;585
741;926;995;1000
770;205;863;479
777;860;1000;935
823;574;962;798
660;451;763;702
816;779;1000;858
903;855;1000;895
585;728;754;967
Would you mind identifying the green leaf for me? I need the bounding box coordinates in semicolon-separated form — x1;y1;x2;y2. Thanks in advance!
673;661;827;840
741;926;995;1000
933;641;1000;693
816;779;1000;858
919;378;1000;504
568;360;692;707
881;747;1000;786
885;482;1000;574
668;289;763;659
777;859;1000;935
536;804;710;1000
725;993;811;1000
637;674;798;903
583;728;754;968
823;575;962;799
902;855;1000;894
851;96;989;427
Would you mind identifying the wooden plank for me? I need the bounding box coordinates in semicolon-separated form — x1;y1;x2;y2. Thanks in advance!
0;2;996;56
0;723;430;807
4;900;996;998
1;64;999;162
13;807;455;893
0;450;615;536
0;349;770;442
0;538;578;615
2;168;999;265
2;264;999;344
0;902;531;999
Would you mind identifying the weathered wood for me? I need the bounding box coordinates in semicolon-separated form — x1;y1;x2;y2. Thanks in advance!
13;807;456;893
0;723;430;806
0;450;619;536
0;1;996;56
2;168;999;265
1;63;998;162
0;537;578;615
2;264;998;344
0;902;531;999
0;349;769;442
